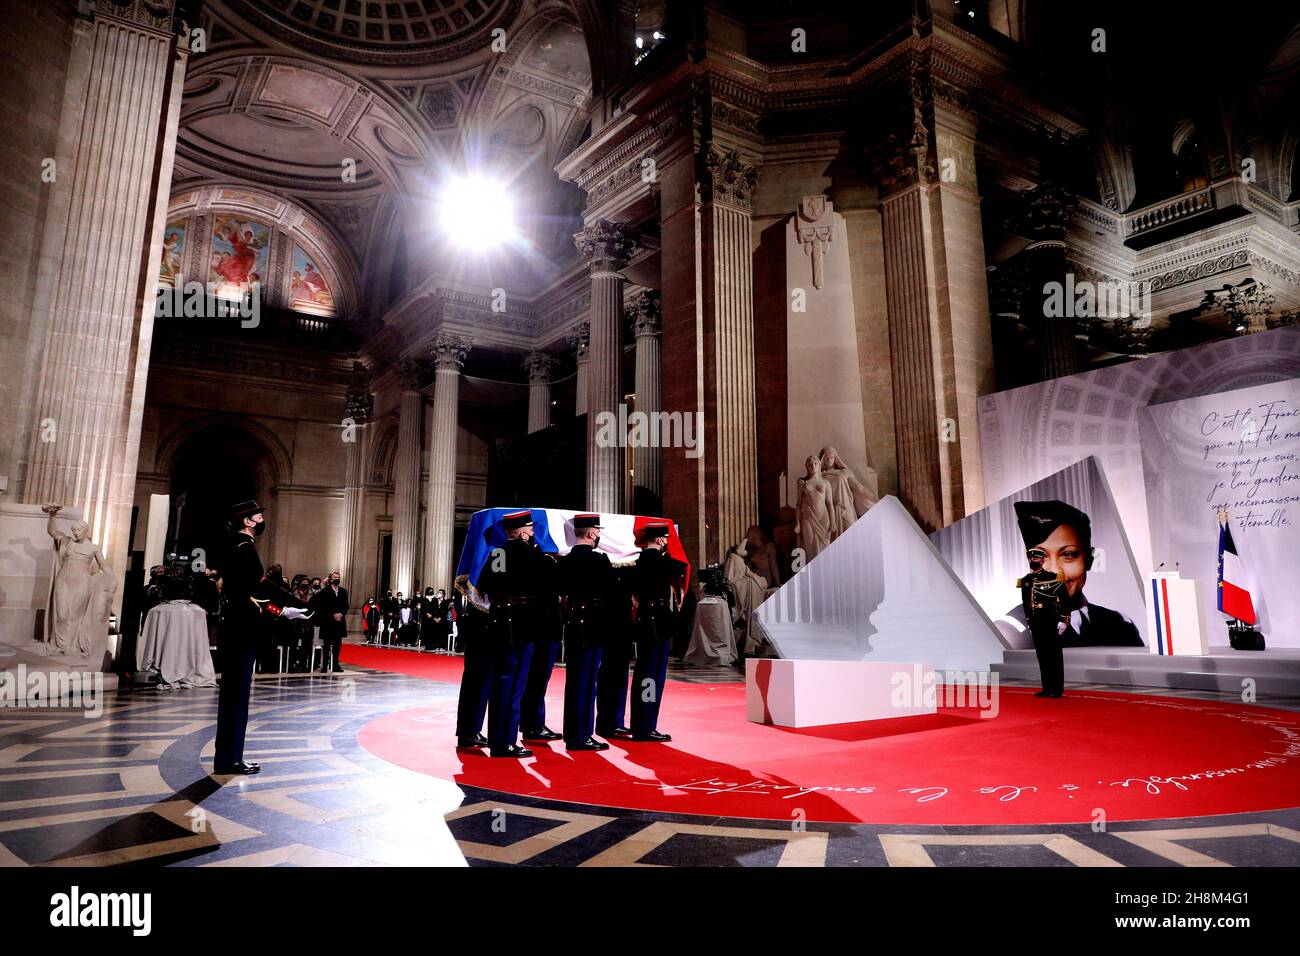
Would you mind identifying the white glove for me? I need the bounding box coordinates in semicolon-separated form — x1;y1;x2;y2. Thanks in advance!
282;607;311;620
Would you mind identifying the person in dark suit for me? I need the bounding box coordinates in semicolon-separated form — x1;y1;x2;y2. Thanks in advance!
558;515;617;750
362;597;379;644
380;589;398;644
627;524;686;741
1006;500;1144;648
213;501;310;775
474;511;557;758
310;570;349;672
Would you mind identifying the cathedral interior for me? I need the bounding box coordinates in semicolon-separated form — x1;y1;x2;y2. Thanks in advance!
3;0;1298;607
1;0;1300;876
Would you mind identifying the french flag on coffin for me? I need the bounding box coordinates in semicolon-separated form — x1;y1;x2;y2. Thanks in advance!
454;508;691;590
1217;516;1257;625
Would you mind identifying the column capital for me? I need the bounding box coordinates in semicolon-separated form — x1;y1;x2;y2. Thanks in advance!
702;146;760;210
397;357;428;391
566;321;591;362
868;114;937;198
627;290;662;337
1021;181;1077;240
523;350;556;385
575;220;638;272
431;331;473;371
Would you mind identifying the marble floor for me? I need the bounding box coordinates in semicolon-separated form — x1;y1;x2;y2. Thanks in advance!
2;650;1299;868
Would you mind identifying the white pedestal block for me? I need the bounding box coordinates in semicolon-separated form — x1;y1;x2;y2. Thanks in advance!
746;658;937;728
1146;572;1208;656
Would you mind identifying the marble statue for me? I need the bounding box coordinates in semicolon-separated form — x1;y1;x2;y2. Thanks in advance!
42;505;114;658
818;445;877;536
795;455;835;561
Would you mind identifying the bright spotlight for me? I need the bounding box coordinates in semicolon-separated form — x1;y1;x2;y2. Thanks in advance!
440;174;516;249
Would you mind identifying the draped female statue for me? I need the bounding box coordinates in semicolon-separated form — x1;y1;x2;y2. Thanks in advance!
42;505;114;658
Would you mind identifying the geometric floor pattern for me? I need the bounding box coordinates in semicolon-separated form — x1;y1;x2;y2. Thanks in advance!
3;654;1299;867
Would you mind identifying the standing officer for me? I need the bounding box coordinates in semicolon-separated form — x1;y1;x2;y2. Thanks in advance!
453;584;491;750
214;501;309;775
627;524;686;742
475;511;555;758
558;515;616;751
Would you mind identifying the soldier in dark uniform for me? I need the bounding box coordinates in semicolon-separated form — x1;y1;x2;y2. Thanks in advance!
474;510;556;758
453;589;491;750
627;523;685;741
213;501;311;775
520;555;564;743
558;514;617;751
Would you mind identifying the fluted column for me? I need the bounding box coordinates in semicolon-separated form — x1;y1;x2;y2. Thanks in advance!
703;148;761;556
567;322;590;417
575;221;637;512
629;290;663;508
390;359;426;597
1020;181;1078;379
423;332;472;589
340;362;373;585
523;351;555;433
22;2;189;608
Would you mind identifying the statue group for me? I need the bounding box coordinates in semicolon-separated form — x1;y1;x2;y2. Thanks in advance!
41;504;115;659
795;446;877;561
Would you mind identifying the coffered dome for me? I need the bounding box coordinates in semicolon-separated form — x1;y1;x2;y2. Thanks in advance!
227;0;520;64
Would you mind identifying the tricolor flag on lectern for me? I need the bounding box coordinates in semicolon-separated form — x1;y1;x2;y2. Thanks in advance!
1216;515;1257;625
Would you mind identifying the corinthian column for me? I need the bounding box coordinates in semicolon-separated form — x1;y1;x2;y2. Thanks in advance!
340;362;373;586
22;1;190;607
423;332;472;589
629;291;663;509
574;221;637;512
391;359;426;597
567;322;590;416
523;351;556;434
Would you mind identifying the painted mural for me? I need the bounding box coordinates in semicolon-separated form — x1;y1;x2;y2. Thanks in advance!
209;216;270;298
159;220;186;284
289;244;335;314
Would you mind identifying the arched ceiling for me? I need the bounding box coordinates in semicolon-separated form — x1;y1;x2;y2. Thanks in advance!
178;0;597;322
223;0;523;65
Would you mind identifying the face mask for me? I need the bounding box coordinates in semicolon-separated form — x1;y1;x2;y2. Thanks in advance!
251;520;265;537
592;536;601;549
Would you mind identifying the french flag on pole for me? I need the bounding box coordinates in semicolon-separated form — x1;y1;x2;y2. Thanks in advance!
1217;514;1257;625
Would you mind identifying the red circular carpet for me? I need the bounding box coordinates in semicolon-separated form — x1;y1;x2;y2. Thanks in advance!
346;646;1300;825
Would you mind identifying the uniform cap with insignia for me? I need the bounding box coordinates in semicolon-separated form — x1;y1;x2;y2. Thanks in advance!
638;523;671;542
1013;500;1091;550
501;510;533;530
574;513;603;530
228;500;265;522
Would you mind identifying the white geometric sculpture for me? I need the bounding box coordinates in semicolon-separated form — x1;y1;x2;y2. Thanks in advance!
753;496;1005;673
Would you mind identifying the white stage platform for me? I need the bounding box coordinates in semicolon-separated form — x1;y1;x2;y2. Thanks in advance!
993;647;1300;697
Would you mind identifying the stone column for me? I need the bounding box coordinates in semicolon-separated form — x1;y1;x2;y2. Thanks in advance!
21;1;190;606
575;221;636;512
1020;181;1078;379
658;135;762;565
523;351;555;434
629;290;663;509
873;104;993;532
422;332;471;589
340;362;373;587
567;322;590;416
390;358;426;598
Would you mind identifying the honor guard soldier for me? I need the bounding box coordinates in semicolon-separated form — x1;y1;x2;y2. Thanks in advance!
627;524;686;741
558;515;617;750
475;510;556;757
1015;502;1071;698
214;501;310;775
453;584;492;750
